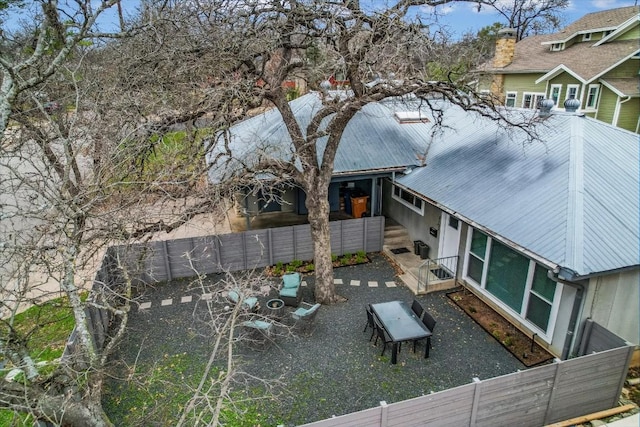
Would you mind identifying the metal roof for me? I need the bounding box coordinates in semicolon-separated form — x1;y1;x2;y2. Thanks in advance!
207;92;429;182
208;92;639;277
396;104;640;278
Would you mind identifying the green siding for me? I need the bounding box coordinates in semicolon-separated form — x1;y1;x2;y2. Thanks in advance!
602;59;640;79
617;23;640;41
503;73;546;106
597;86;617;124
548;74;583;100
617;97;640;132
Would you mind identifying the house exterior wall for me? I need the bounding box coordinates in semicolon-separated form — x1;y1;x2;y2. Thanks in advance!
617;96;640;132
581;269;640;346
502;73;546;106
618;24;640;40
381;178;429;243
597;86;618;124
547;74;582;100
603;59;640;78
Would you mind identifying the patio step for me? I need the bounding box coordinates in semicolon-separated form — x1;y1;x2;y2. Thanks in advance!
383;223;423;295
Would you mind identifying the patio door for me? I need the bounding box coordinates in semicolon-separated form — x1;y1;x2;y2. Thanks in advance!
439;212;461;259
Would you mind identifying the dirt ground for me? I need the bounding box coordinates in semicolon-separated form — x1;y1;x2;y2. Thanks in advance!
447;289;554;367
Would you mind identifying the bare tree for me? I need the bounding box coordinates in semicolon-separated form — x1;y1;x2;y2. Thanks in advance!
474;0;569;41
0;2;269;421
147;0;537;304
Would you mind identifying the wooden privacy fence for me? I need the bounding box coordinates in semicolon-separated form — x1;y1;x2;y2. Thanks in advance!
114;216;384;285
64;217;384;357
301;345;634;427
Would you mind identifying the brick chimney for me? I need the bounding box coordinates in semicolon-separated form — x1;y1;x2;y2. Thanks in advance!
493;28;516;68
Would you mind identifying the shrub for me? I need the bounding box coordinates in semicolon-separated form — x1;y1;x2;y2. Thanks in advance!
304;263;314;272
331;254;338;262
356;250;366;258
290;259;303;269
286;265;297;272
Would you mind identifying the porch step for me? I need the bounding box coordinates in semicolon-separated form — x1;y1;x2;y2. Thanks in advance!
383;223;423;294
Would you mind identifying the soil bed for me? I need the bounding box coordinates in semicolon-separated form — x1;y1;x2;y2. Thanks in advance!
448;288;554;367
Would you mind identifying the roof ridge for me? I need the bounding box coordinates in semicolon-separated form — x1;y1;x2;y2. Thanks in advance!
564;116;585;274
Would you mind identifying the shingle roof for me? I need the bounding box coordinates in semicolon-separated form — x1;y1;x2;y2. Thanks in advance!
395;103;639;278
601;78;640;97
482;6;640;82
549;5;639;41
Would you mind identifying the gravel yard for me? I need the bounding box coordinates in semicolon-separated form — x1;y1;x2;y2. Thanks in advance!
104;253;525;426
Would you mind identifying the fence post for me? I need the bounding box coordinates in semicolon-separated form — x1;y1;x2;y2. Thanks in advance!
469;377;482;425
161;241;172;281
363;217;368;252
268;228;273;266
379;401;389;427
613;345;636;407
543;358;563;424
578;318;594;356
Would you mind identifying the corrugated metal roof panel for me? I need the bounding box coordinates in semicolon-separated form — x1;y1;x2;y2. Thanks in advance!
207;93;426;182
397;106;639;277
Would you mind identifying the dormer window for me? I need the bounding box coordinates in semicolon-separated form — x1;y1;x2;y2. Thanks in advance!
550;43;564;51
582;33;592;41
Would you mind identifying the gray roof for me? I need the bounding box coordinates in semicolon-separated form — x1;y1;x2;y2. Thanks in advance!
396;104;640;278
207;92;428;182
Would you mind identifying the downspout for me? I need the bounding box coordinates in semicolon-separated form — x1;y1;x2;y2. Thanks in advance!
613;95;632;127
548;267;585;359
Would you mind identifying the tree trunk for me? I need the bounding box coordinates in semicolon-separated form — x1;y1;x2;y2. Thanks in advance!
305;181;344;304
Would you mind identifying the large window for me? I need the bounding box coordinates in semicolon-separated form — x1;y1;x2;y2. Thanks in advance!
392;184;424;215
464;229;559;338
485;241;529;312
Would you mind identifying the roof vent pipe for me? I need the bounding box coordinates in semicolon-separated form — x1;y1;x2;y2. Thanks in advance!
564;96;580;113
538;99;555;117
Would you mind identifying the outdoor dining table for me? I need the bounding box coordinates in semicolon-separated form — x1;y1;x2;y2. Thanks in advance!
370;300;431;364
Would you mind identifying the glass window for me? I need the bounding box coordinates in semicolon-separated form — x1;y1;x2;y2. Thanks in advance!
586;85;600;108
470;230;487;258
392;185;423;215
485;241;529;312
505;92;517;108
526;294;552;331
466;230;487;284
448;217;459;230
550;85;561;106
468;255;484;284
566;85;579;100
522;93;544;109
531;264;556;301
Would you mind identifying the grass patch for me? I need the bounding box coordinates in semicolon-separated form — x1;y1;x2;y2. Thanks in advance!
1;295;79;424
103;353;275;426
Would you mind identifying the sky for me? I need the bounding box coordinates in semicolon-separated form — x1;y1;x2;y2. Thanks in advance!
5;0;639;37
421;0;639;37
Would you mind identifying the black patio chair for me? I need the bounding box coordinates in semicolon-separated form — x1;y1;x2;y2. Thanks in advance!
414;311;437;357
411;299;424;320
373;317;396;357
362;304;375;341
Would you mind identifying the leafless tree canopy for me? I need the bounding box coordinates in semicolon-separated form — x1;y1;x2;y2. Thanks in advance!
0;0;555;424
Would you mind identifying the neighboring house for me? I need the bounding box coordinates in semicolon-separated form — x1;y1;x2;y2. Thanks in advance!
477;5;640;133
208;92;639;360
